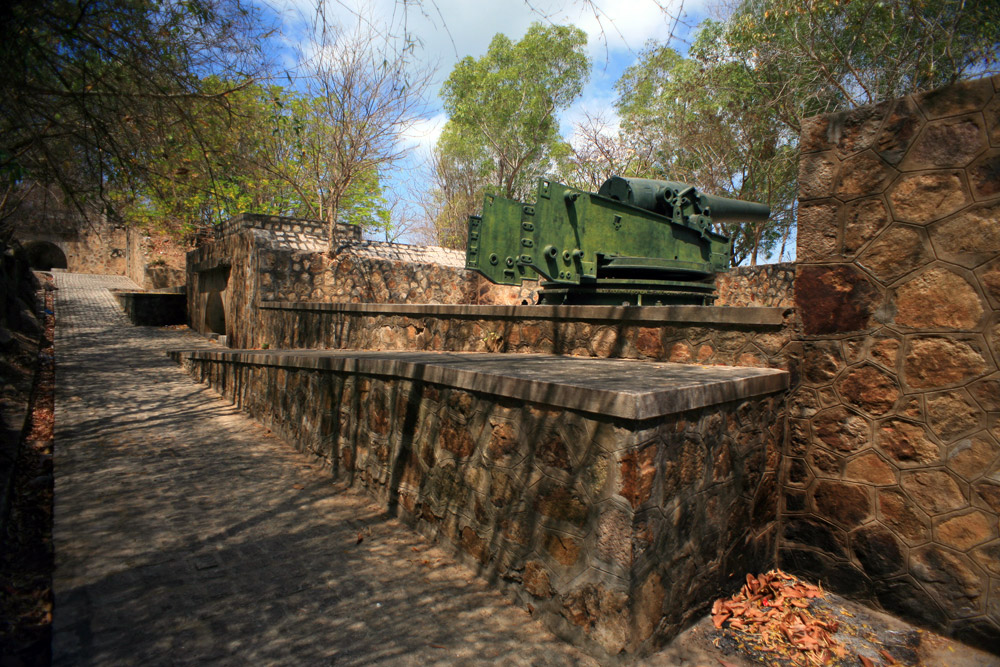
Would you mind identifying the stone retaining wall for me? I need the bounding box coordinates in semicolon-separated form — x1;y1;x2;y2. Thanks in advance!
716;262;795;308
252;303;793;370
787;74;1000;650
175;349;786;661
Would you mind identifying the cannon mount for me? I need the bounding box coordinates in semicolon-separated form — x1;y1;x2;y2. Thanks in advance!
465;176;770;306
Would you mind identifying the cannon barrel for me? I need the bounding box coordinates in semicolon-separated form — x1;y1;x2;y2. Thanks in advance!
597;176;770;223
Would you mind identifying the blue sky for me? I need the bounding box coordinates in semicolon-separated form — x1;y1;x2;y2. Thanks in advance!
266;0;716;240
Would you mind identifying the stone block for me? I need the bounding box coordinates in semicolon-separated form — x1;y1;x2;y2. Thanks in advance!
986;94;1000;147
801;341;845;385
877;418;941;467
968;376;1000;412
811;407;870;454
878;487;931;544
795;265;879;335
888;171;971;224
843;197;890;255
869;335;900;370
914;78;995;119
835;364;900;416
876;97;924;165
796;201;841;261
812;480;872;529
858;224;932;285
798;153;839;200
975;257;1000;308
930;201;1000;269
782;517;847;557
936;510;997;551
902;336;990;390
909;545;985;617
892;266;985;330
830;101;892;158
926;389;984;442
968;150;1000;200
899;115;989;171
836;151;897;200
852;523;906;578
900;469;967;515
845;451;897;486
800;114;836;153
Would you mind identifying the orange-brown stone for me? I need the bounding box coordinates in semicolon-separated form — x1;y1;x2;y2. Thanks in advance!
929;201;1000;268
900;115;987;170
914;78;994;119
812;407;870;453
799;153;839;199
668;342;693;363
969;151;1000;199
813;480;871;528
903;337;989;389
635;573;666;645
636;327;664;358
460;526;489;564
619;444;657;509
836;151;897;200
936;511;996;551
835;364;899;415
878;488;931;544
926;390;982;442
870;337;900;369
877;419;940;466
845;452;897;485
858;225;931;284
802;342;845;384
974;480;1000;514
535;487;589;525
797;202;840;261
596;507;633;568
544;532;581;566
901;470;967;514
523;561;553;598
843;198;889;255
893;267;984;330
888;172;970;224
876;97;923;164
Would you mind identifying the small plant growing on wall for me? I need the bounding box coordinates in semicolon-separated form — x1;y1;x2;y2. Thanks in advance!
482;330;504;353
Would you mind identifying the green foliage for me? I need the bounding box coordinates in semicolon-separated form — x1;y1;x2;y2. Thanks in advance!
0;0;273;231
612;0;998;265
428;22;589;248
440;22;589;199
724;0;1000;127
615;28;798;266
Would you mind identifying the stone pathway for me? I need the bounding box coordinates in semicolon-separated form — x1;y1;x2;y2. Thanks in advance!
51;273;597;666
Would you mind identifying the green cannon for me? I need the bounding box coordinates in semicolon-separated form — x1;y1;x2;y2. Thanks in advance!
465;176;770;305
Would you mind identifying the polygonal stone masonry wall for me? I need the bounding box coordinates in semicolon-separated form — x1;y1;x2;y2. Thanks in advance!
791;75;1000;651
179;353;783;661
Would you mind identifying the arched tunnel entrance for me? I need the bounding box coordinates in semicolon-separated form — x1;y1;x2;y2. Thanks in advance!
23;240;68;270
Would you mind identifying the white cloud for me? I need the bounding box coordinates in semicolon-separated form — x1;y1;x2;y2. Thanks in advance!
399;112;447;157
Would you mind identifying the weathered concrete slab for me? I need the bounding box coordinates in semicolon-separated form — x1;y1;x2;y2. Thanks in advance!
172;349;789;420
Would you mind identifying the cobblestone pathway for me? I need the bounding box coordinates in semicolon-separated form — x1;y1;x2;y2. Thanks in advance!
51;273;597;666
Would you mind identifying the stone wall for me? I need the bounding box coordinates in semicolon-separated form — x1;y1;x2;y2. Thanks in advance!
186;215;535;347
716;263;795;308
176;349;786;660
253;302;793;370
125;227;186;289
787;75;1000;650
7;188;127;275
